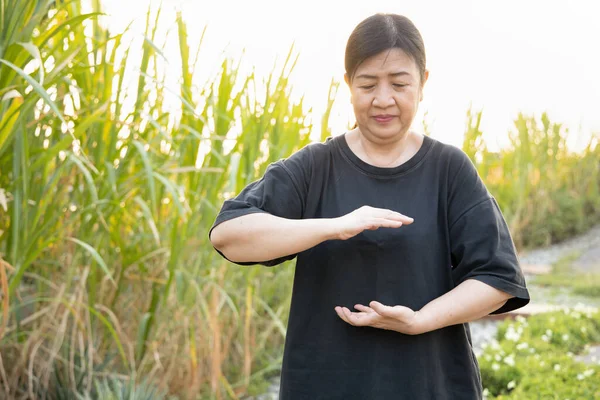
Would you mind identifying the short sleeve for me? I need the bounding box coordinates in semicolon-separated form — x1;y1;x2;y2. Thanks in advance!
447;150;530;315
208;149;311;267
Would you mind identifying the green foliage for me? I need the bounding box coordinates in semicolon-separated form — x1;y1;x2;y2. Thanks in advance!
465;110;600;248
479;307;600;399
0;0;312;397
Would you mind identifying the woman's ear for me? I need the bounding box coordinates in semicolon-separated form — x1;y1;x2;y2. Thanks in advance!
344;73;351;87
420;69;430;102
344;73;353;104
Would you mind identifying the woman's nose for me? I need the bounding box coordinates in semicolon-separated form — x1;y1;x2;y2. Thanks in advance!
372;86;395;108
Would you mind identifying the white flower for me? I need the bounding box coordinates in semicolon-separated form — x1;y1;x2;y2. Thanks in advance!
546;329;553;337
492;363;500;371
516;342;529;350
507;380;516;390
542;334;549;342
505;325;521;342
495;354;502;362
482;388;490;397
504;355;516;367
584;369;595;377
577;373;585;380
562;334;569;341
554;364;561;371
581;327;588;334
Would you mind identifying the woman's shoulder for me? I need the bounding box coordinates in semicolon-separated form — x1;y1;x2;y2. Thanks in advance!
281;135;337;169
424;136;477;172
425;136;467;159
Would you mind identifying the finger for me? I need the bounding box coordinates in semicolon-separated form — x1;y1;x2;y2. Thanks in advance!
342;307;363;326
371;218;403;229
344;307;378;327
388;215;413;225
369;301;393;317
335;306;354;326
343;307;358;324
335;306;349;323
398;215;414;225
354;304;374;313
377;209;414;224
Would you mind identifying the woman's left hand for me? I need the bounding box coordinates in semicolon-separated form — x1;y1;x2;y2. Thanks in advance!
334;301;425;335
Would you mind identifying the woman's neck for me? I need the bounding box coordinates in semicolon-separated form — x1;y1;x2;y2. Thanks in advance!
347;128;423;168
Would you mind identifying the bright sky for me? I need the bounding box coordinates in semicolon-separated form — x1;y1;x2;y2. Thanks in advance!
100;0;600;151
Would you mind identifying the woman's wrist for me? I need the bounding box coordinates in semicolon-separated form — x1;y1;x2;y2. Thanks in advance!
315;217;342;241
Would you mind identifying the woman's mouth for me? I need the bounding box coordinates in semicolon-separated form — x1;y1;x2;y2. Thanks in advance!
373;115;395;123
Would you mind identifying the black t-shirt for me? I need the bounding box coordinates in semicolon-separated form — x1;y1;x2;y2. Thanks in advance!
209;133;530;400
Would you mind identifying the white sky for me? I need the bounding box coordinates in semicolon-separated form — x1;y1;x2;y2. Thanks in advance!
100;0;600;151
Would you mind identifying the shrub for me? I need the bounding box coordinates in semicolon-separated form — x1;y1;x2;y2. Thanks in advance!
479;305;600;399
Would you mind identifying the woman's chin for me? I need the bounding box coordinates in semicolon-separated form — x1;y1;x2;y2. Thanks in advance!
361;124;407;140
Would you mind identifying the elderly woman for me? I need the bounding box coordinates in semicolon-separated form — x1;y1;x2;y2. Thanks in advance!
209;13;530;400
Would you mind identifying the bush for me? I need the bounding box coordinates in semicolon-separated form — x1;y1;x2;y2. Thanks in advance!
478;305;600;399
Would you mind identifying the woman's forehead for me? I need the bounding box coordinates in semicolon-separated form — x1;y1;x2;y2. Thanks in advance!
355;48;418;77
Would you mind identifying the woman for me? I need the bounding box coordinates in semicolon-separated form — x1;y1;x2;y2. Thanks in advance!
209;13;530;400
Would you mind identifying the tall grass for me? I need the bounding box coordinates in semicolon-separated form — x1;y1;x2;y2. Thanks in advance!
0;0;313;398
463;110;600;248
0;0;598;399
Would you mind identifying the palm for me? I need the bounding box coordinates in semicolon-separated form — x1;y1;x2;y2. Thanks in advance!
334;301;421;335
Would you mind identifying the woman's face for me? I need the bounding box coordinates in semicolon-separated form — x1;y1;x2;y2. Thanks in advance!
345;48;428;141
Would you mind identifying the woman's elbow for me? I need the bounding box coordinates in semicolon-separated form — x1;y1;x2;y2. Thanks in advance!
209;224;229;251
211;223;244;261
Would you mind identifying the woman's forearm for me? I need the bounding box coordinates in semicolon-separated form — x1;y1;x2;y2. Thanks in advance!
209;213;338;263
416;279;513;333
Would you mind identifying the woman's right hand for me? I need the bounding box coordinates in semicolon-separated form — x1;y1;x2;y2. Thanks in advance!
333;205;414;240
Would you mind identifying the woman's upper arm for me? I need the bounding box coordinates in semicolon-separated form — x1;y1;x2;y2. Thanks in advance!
207;145;313;265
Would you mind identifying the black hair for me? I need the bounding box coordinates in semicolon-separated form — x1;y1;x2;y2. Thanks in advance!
345;14;426;86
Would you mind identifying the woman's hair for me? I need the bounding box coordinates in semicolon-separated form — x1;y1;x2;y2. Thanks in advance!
345;14;426;86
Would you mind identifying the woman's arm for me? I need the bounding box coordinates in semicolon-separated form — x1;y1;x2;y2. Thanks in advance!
210;213;338;263
414;278;512;333
335;279;513;334
210;206;414;263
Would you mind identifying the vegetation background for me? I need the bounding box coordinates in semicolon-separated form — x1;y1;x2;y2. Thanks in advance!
0;0;598;398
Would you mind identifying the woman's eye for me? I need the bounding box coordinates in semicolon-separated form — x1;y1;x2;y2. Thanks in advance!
393;84;407;88
360;85;375;90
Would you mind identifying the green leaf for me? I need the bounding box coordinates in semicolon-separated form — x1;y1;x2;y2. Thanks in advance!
0;58;65;124
16;41;44;83
132;140;157;215
68;153;99;202
153;172;187;216
67;237;114;284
